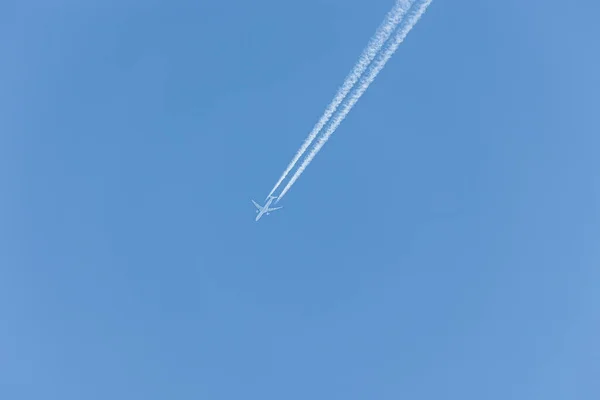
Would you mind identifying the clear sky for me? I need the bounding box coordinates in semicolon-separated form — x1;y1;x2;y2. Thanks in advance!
2;0;599;399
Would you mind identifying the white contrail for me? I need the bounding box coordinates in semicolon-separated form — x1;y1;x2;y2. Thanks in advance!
266;0;413;200
277;0;432;202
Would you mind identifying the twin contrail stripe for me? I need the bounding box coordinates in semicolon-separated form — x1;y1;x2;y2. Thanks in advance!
266;0;413;200
277;0;432;201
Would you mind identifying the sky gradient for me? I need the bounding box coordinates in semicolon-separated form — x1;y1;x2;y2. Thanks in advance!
2;0;599;399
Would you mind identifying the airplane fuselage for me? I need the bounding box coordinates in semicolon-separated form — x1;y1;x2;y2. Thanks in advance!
255;197;276;221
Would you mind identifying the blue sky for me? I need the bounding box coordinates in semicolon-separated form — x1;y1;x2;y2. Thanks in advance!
1;0;599;399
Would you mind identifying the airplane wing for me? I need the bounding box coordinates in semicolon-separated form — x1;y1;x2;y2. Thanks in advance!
267;206;283;212
251;200;262;210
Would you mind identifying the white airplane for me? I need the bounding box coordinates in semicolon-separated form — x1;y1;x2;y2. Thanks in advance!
252;196;283;221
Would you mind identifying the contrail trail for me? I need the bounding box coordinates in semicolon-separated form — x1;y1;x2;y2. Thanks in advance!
266;0;413;200
277;0;432;202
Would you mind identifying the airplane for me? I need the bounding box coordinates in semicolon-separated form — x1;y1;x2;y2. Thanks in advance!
252;195;283;221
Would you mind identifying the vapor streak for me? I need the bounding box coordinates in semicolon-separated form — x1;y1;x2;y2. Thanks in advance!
266;0;413;199
277;0;432;201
